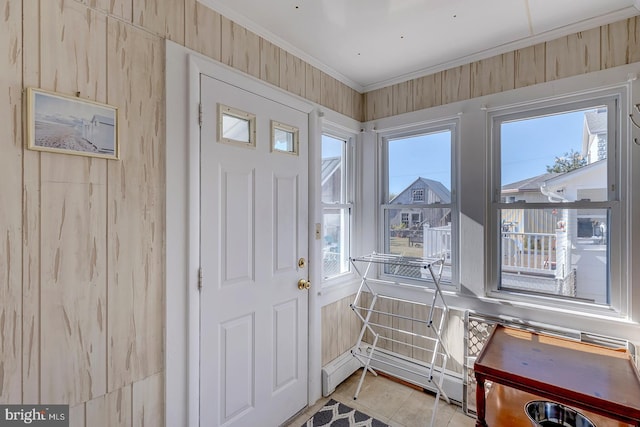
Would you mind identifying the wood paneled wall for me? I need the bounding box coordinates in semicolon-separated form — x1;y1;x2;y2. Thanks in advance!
321;295;361;366
2;0;640;424
0;0;23;405
364;17;640;121
4;0;166;425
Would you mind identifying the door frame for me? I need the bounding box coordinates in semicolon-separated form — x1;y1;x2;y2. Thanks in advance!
165;40;322;427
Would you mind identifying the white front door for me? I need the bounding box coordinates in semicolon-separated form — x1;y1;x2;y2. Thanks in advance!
199;73;309;427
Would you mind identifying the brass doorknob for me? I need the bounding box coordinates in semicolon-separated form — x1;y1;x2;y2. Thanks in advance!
298;279;310;290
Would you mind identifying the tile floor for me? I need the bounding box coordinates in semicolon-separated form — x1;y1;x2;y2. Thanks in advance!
284;370;476;427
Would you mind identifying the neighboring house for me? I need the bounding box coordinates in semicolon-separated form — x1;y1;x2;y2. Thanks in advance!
321;156;342;247
321;156;343;276
82;114;115;154
583;108;607;164
321;156;341;204
389;177;451;232
501;172;559;203
501;172;560;234
540;159;608;303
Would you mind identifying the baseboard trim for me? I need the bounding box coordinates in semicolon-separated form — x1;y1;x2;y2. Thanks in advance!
321;349;361;396
321;347;464;404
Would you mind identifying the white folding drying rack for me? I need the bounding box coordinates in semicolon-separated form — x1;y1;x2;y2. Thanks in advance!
349;252;451;427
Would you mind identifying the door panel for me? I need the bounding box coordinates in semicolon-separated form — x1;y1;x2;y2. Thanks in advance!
273;299;299;390
220;314;254;422
221;167;255;285
274;174;298;272
199;73;309;427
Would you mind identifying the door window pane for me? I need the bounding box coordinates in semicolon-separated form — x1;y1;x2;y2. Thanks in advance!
218;104;256;147
272;121;298;154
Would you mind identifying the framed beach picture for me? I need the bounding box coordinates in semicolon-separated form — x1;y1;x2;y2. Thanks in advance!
26;87;119;159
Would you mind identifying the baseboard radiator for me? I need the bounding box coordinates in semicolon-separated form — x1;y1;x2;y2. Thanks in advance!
321;346;464;405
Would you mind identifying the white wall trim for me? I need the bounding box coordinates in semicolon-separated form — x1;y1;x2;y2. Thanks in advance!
165;40;194;427
321;349;361;396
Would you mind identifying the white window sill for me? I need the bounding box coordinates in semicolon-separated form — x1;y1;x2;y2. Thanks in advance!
478;291;635;325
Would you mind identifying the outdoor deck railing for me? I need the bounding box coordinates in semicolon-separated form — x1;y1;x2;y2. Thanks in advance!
501;231;556;273
326;228;558;279
422;227;556;275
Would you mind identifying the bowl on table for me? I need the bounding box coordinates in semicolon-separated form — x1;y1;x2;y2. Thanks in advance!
525;400;596;427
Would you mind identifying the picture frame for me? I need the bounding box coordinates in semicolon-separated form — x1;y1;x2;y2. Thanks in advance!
25;87;119;160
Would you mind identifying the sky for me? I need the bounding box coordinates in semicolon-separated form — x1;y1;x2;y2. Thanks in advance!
322;108;595;196
388;130;451;194
500;110;587;185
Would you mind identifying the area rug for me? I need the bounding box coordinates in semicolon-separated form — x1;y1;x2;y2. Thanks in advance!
301;399;389;427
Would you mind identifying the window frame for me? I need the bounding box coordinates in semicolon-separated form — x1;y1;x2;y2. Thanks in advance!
217;103;256;148
486;88;627;316
320;127;356;284
378;120;459;288
271;120;299;155
412;188;425;202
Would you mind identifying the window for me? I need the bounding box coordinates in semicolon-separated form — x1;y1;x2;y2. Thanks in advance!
271;120;298;154
322;132;353;280
489;95;619;306
381;124;457;284
217;104;256;147
401;213;409;227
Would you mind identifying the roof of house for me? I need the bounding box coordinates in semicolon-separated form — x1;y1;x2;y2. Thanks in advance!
390;177;451;203
501;172;560;194
584;109;607;135
543;158;606;187
321;156;340;186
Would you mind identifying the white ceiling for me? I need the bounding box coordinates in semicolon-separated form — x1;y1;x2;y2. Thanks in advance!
200;0;640;92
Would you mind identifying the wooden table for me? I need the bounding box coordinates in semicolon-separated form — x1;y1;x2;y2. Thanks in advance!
484;383;632;427
474;325;640;427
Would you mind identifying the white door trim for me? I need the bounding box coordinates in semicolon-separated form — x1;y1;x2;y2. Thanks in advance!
165;40;320;427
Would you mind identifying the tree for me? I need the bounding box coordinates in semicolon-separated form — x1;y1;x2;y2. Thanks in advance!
546;149;586;173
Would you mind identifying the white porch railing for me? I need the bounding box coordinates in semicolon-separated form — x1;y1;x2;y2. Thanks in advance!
501;231;556;274
423;226;557;275
422;225;452;261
